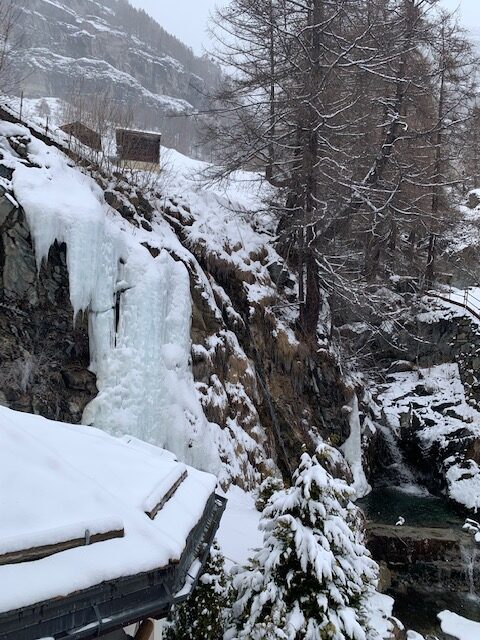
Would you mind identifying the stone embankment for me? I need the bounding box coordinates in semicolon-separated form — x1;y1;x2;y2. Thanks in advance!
368;523;479;596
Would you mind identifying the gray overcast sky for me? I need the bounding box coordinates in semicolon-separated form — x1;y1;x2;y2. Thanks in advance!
128;0;220;54
129;0;480;55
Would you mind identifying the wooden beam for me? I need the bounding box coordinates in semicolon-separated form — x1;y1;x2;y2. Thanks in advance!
0;528;124;566
146;470;188;520
134;620;154;640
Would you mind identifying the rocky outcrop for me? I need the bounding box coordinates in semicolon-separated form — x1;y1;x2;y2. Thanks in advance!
0;180;96;423
367;523;480;595
11;0;220;153
160;194;354;479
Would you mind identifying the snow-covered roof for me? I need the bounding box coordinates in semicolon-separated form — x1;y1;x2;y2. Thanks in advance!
116;127;162;139
0;406;217;616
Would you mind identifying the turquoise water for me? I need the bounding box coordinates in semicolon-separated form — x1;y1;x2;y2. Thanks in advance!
358;487;464;529
359;486;478;636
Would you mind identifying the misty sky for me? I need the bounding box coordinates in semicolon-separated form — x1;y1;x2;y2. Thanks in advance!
129;0;480;55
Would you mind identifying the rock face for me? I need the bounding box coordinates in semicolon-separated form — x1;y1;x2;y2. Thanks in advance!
368;294;480;512
160;195;354;480
0;185;96;423
367;523;480;595
11;0;220;153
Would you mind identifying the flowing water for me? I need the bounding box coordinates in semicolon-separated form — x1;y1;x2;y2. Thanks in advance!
361;422;480;636
358;486;464;529
374;423;429;495
461;544;479;597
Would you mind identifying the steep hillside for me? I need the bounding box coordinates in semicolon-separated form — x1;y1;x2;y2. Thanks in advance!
2;98;480;639
9;0;220;153
0;106;359;494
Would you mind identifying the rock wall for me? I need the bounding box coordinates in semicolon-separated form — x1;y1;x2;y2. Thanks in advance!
162;197;354;480
0;113;365;491
0;183;96;422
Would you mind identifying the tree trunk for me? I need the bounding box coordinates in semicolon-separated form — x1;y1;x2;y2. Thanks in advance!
266;0;276;182
298;0;323;339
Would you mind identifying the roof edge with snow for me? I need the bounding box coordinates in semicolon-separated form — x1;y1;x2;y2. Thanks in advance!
0;493;226;640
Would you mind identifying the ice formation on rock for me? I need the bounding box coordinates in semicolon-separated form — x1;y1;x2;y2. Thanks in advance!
6;122;219;473
341;394;371;499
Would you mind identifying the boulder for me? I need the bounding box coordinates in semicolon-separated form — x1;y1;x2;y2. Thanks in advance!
468;190;480;209
367;523;480;593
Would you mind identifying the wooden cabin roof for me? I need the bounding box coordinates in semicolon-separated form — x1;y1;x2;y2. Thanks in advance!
60;121;102;151
0;406;223;640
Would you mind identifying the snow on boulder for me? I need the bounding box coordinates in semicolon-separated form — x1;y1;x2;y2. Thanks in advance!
438;611;480;640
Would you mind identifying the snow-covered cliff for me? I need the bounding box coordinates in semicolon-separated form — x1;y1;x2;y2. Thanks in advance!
2;120;221;473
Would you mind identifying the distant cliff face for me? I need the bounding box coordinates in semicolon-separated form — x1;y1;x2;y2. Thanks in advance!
10;0;219;152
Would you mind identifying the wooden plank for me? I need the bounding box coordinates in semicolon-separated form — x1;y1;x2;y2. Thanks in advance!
145;470;188;520
0;528;124;566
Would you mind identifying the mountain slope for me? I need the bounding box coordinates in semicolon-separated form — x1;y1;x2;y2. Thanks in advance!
10;0;220;153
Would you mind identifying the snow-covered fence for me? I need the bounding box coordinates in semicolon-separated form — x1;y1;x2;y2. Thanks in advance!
429;286;480;323
0;100;82;161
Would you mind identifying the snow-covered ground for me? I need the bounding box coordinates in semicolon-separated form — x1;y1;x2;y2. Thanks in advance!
158;146;283;313
438;610;480;640
5;96;64;132
216;486;262;568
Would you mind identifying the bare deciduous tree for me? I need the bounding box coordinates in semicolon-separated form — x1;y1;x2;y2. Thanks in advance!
207;0;478;340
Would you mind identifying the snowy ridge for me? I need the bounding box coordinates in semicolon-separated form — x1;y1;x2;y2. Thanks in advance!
18;49;192;115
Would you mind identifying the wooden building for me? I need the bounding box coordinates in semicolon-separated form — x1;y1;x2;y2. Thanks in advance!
116;128;161;167
60;121;102;152
0;406;225;640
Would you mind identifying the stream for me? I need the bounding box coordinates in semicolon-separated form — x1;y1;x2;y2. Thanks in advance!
359;487;464;529
358;424;480;638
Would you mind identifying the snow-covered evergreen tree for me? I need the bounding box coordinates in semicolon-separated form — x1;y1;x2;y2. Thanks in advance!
255;475;285;512
165;540;231;640
226;444;379;640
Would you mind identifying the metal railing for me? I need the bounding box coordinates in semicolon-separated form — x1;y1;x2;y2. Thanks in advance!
429;286;480;322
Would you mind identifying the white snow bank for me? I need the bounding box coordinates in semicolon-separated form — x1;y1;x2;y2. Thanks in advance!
366;593;396;639
438;610;480;640
216;485;262;568
0;406;216;614
446;461;480;512
1;121;220;473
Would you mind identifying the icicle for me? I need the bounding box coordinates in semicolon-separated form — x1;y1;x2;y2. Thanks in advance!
11;135;219;475
341;394;371;499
